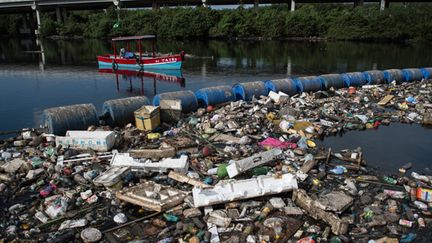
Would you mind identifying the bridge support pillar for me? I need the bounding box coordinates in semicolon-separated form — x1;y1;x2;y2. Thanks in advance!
354;0;364;7
380;0;390;10
290;0;295;12
152;1;160;10
31;4;41;36
56;8;62;24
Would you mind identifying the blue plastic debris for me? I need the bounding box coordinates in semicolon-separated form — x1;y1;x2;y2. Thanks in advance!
329;165;347;175
400;233;416;243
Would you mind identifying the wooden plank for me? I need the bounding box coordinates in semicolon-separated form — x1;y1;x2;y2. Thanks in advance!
377;95;394;106
293;189;348;235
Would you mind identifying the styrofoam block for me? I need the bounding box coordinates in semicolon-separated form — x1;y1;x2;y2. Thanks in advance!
193;173;297;207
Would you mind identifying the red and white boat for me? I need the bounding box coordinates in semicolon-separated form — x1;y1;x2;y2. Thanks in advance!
97;35;185;70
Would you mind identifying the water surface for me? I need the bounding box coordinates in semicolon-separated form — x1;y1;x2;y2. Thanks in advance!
1;38;432;130
321;123;432;172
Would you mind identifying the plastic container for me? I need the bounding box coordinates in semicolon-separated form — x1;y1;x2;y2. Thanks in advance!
232;81;268;101
383;69;404;84
195;86;235;107
341;72;367;87
363;70;386;85
402;68;424;82
43;103;99;135
420;67;432;79
320;74;347;90
264;79;298;95
294;76;324;93
102;96;150;127
153;90;198;113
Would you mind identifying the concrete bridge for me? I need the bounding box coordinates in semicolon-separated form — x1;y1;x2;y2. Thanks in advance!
0;0;429;35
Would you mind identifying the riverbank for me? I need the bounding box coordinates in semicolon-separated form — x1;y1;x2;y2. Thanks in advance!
2;4;432;42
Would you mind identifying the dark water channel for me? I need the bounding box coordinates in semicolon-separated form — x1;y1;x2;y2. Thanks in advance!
0;38;431;170
321;123;432;172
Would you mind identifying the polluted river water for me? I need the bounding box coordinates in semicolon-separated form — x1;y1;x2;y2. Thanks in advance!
321;123;432;172
1;38;432;242
1;38;432;171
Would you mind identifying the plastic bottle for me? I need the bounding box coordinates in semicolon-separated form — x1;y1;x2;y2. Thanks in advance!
39;183;57;197
411;172;430;183
216;164;228;179
416;187;432;202
410;187;417;201
241;224;255;242
399;219;413;228
273;224;283;240
251;166;271;176
417;217;426;227
383;176;397;185
163;213;179;222
414;201;428;210
256;203;273;221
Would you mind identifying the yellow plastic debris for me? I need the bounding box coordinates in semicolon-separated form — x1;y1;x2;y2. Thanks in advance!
266;112;276;121
398;102;409;110
306;140;316;148
147;133;161;139
293;121;312;131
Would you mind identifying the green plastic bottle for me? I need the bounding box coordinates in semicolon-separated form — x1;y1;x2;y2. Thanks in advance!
217;164;228;179
251;166;270;176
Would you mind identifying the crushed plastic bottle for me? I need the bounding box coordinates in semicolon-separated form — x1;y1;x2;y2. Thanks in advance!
400;233;416;243
411;172;430;183
163;213;179;222
383;176;397;185
329;165;347;175
39;183;57;197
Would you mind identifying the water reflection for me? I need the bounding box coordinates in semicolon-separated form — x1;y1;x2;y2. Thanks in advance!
98;68;185;95
1;38;432;132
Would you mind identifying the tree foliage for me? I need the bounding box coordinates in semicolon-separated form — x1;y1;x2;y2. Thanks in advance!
2;4;432;42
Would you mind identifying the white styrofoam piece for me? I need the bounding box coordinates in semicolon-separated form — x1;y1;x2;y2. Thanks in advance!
269;91;289;103
226;149;282;178
204;206;221;243
93;166;130;187
193;173;298;207
110;152;189;174
142;155;189;174
55;131;116;152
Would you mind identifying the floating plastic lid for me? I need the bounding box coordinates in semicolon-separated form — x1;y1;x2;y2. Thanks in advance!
81;227;102;242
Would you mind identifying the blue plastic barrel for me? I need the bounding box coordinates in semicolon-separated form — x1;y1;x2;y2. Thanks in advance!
402;68;424;82
43;104;99;135
102;96;150;127
383;69;404;84
195;86;235;107
264;79;298;95
363;70;385;85
153;90;198;113
420;67;432;79
320;74;347;90
341;72;367;87
294;76;324;93
232;81;268;101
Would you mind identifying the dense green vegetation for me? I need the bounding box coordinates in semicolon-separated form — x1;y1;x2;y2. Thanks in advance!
2;4;432;41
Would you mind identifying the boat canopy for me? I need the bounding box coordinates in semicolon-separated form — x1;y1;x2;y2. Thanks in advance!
112;35;156;42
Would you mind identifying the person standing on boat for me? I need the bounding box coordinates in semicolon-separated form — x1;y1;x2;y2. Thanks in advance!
120;48;135;59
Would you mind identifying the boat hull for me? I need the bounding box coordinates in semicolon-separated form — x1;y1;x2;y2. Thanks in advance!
97;54;183;70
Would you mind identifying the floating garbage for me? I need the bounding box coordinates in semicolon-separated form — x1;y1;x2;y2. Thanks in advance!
1;79;432;242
